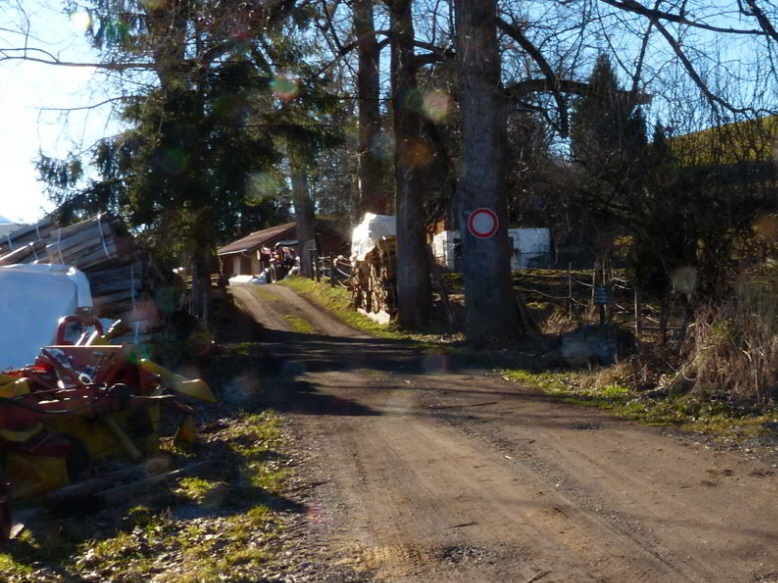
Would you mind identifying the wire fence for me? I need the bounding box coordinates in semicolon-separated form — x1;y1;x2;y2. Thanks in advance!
312;254;351;289
308;249;686;344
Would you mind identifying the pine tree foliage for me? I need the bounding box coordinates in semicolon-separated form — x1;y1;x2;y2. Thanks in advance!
42;0;344;264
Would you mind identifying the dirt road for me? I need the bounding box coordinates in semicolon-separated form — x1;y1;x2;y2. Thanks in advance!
231;284;778;583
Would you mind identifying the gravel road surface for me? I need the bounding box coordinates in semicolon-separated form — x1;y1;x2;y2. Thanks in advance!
231;284;778;583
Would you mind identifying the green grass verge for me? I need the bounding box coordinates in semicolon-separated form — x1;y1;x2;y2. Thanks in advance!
277;278;414;340
279;278;774;439
277;277;465;353
282;314;317;334
503;368;778;439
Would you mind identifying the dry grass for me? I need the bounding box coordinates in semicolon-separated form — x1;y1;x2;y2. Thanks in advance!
664;272;778;402
539;307;582;336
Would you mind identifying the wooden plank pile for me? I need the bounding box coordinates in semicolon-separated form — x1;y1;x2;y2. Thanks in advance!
350;237;397;318
0;217;56;266
0;214;162;344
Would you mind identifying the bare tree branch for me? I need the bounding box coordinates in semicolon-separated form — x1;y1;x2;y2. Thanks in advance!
496;16;570;135
598;0;767;36
37;97;130;112
744;0;778;44
650;16;754;116
505;78;651;105
0;47;155;70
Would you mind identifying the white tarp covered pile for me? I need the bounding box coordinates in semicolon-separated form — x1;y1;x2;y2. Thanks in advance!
0;214;167;345
350;213;396;263
0;264;93;371
350;214;397;322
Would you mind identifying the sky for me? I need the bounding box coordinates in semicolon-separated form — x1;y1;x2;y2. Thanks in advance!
0;1;115;224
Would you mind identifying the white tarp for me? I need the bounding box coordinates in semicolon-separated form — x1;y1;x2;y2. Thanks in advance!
431;230;460;270
0;264;93;371
431;228;551;271
508;228;551;269
351;213;396;263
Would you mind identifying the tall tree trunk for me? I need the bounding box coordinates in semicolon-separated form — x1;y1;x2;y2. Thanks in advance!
190;208;212;320
389;0;431;329
292;163;316;278
454;0;522;343
354;0;386;215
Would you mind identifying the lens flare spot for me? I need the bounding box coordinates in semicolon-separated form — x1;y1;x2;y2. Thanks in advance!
249;172;283;197
407;140;433;167
422;353;448;374
222;372;262;405
671;266;697;296
271;75;300;101
307;502;328;525
142;0;166;9
70;10;92;31
421;90;452;123
370;132;395;161
160;148;188;173
754;214;778;242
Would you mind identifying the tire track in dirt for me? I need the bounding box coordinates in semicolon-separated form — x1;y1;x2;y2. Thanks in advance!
420;373;778;582
233;284;778;583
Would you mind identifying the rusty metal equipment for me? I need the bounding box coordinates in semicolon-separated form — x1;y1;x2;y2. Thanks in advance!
0;314;215;541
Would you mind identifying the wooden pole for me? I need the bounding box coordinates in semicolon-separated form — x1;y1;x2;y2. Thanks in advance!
634;287;642;344
595;259;605;325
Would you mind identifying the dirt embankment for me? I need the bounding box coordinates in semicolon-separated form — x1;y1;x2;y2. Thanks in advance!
234;283;778;583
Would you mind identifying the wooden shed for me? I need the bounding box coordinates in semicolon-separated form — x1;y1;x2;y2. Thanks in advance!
217;221;348;277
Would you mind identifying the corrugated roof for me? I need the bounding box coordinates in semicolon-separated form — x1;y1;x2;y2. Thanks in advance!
217;222;297;256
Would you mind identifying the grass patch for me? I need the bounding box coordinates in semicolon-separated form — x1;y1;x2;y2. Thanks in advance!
0;554;33;578
278;277;464;353
282;314;316;334
278;277;409;340
503;367;778;438
175;477;226;503
1;411;289;583
250;286;282;303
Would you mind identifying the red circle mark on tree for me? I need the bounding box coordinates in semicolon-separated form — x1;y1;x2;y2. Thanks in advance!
467;208;499;239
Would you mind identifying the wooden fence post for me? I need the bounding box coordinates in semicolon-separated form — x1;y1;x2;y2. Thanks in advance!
634;287;642;343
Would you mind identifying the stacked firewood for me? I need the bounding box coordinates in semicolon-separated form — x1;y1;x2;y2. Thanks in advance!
0;217;56;266
45;215;136;272
350;237;397;317
0;214;163;344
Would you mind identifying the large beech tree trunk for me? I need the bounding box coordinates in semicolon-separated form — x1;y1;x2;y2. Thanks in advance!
292;163;316;278
454;0;522;343
389;0;431;329
354;0;386;215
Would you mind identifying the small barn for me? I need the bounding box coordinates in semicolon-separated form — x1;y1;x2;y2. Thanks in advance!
217;221;348;277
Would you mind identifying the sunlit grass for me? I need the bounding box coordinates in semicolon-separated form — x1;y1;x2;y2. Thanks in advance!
503;367;778;438
283;314;316;334
1;411;288;583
